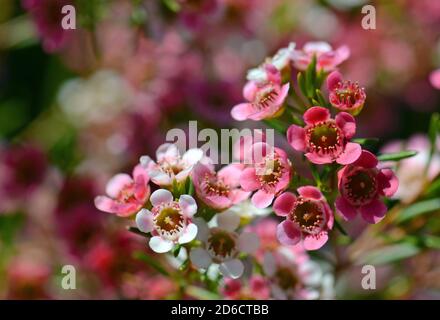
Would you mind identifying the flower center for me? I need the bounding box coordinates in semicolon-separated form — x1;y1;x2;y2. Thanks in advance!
153;202;185;239
207;228;237;261
117;184;137;203
159;160;184;177
334;81;364;108
256;156;283;190
342;167;378;206
289;198;326;235
254;85;278;110
203;174;230;197
275;267;298;290
307;121;342;155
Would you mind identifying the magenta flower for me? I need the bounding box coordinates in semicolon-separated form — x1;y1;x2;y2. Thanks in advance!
291;41;350;72
193;162;250;211
335;150;398;224
135;189;198;253
221;276;270;300
287;106;362;165
231;65;290;121
327;71;366;116
240;142;292;208
94;165;150;217
429;69;440;89
274;186;334;250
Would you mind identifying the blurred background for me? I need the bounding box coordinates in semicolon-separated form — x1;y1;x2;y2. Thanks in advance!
0;0;439;299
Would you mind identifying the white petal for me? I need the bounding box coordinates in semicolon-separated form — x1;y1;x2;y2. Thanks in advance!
304;41;331;54
179;195;197;216
105;174;132;198
149;170;172;185
219;259;244;279
271;284;287;300
178;223;198;244
156;143;179;162
135;209;154;233
190;248;212;269
139;155;153;168
237;232;260;254
262;252;276;277
193;218;210;242
150;189;173;206
149;236;174;253
217;211;240;232
182;148;204;165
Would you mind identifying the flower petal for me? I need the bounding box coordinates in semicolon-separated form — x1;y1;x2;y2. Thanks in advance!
179;194;198;217
240;168;260;191
353;150;378;168
105;174;132;198
335;196;358;221
219;259;244;279
273;192;296;216
149;236;174;253
193;218;210;242
336;142;362;165
303;232;329;250
135;209;154;233
190;248;212;269
251;190;274;208
336;112;356;139
360;199;387;224
182;148;204;165
243;81;258;101
303;107;330;125
217;210;240;231
305;152;333;164
378;169;399;197
297;186;322;200
231;103;255;121
262;252;276;277
277;220;301;245
178;223;198;244
237;232;260;254
327;70;342;91
150;189;173;206
287;125;306;152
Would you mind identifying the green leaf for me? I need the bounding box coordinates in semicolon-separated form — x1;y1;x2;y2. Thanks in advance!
162;0;181;12
352;138;379;146
297;72;307;99
0;212;24;246
377;150;417;161
186;286;220;300
396;198;440;224
173;244;182;257
305;55;317;98
263;118;287;135
315;89;328;108
428;112;439;148
334;219;348;236
358;243;420;266
423;235;440;249
133;251;170;276
186;177;194;196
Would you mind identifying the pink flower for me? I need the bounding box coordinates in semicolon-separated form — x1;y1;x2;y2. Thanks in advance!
135;189;198;253
429;69;440;89
327;71;366;115
274;186;334;250
192;162;250;211
231;65;290;121
335;150;398;224
94;165;150;217
291;41;350;72
140;143;204;187
240;142;292;208
287;106;362;165
221;276;271;300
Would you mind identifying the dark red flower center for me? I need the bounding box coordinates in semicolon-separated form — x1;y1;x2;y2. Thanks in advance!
289;198;325;234
306;121;343;156
207;228;237;260
203;174;230;197
275;267;298;290
254;84;279;110
332;81;365;109
153;202;185;238
342;167;378;206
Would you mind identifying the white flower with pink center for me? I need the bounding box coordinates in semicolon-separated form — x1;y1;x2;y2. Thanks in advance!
135;189;198;253
189;211;259;279
140;143;204;187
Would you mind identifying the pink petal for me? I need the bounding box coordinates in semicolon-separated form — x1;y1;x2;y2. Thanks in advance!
297;186;322;200
231;190;252;204
205;195;232;210
273;83;290;107
250;142;273;163
287;125;306;152
135;209;154;233
359;199;387;224
94;196;138;217
150;189;173;207
179;194;198;217
303;232;329;250
193;162;213;185
353;150;378;168
231;103;255;121
335;196;358;221
251;190;274;208
303;107;330;125
378;169;399;197
243;81;258;101
336;112;356;139
240;168;260;191
326;70;342;91
430;69;440;89
336;142;362;165
305;152;333;164
218;163;244;187
276;220;301;245
273;192;297;216
105;174;132;198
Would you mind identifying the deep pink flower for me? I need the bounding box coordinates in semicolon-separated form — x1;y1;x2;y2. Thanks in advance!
429;69;440;89
274;186;333;250
291;42;350;72
327;71;366;115
335;150;398;224
23;0;73;52
231;65;290;121
287;106;362;165
221;276;271;300
240;142;292;208
94;165;150;217
192;162;250;210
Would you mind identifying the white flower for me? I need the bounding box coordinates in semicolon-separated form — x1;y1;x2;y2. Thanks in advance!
135;189;198;253
225;200;271;220
140;143;204;186
189;211;259;279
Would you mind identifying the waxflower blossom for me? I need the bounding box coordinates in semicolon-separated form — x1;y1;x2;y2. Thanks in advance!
287;106;362;165
190;211;259;279
221;276;270;300
240;142;292;208
135;189;198;253
192;162;250;211
231;65;290;121
327;71;366;116
291;41;350;72
335;150;398;224
94;165;150;217
274;186;334;250
140;143;204;187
